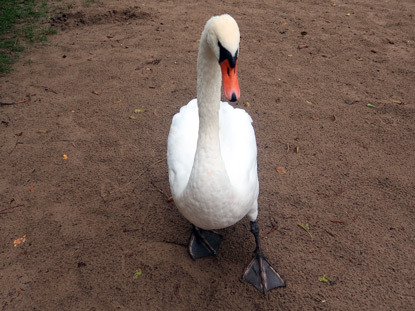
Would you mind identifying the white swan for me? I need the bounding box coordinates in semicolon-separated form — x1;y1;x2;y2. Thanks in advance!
167;14;284;293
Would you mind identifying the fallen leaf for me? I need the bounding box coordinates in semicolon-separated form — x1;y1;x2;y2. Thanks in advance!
133;268;142;279
134;109;146;114
62;154;68;160
367;103;376;108
305;100;313;105
346;13;351;16
298;223;312;237
29;187;34;192
14;235;27;247
129;116;137;120
276;167;287;174
319;274;329;283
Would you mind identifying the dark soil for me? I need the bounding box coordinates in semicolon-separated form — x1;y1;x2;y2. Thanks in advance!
1;0;414;310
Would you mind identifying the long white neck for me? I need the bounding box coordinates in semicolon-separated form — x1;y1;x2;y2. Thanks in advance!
196;35;221;145
186;31;230;192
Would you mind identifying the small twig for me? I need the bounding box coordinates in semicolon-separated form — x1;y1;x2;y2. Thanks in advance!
0;98;30;106
0;204;25;214
325;229;336;237
30;84;57;94
262;226;277;238
150;181;171;200
330;220;345;224
138;157;166;177
8;138;21;155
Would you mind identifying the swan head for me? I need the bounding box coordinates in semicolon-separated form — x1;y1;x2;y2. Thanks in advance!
203;14;240;102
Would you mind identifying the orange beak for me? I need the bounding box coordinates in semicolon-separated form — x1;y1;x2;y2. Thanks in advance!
220;58;240;102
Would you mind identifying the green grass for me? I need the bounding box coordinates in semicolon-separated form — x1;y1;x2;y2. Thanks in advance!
0;0;57;73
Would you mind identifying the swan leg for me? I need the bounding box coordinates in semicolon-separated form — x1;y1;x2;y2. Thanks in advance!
243;221;285;294
189;226;223;260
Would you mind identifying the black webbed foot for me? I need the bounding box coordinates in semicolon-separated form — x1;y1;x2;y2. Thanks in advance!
243;221;285;293
189;226;223;260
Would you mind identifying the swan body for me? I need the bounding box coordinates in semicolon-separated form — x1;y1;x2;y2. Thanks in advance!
167;14;258;230
167;14;285;293
168;99;258;229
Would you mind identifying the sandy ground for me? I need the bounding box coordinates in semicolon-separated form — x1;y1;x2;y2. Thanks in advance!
1;0;415;310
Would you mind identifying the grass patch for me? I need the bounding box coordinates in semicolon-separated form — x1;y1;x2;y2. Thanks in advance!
0;0;57;73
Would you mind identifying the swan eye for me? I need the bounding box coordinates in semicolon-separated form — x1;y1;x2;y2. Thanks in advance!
218;41;237;68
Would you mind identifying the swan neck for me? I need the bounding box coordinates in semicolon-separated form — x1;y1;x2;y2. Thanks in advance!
192;32;225;170
197;36;221;126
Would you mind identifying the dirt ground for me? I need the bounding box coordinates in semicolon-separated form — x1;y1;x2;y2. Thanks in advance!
1;0;414;310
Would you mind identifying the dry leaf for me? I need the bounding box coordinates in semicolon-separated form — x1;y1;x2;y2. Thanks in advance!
276;167;287;174
298;223;312;237
62;154;68;160
29;187;34;192
14;235;27;247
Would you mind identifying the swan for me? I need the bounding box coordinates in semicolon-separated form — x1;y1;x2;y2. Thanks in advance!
167;14;285;293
